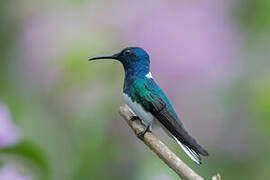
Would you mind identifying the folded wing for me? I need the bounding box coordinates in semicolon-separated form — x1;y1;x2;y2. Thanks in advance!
148;97;209;156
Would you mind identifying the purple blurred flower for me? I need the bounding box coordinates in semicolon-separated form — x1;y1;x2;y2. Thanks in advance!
20;8;106;90
0;164;31;180
0;104;21;148
112;0;240;84
20;0;241;88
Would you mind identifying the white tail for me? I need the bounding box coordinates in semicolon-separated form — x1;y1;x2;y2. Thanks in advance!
173;136;201;165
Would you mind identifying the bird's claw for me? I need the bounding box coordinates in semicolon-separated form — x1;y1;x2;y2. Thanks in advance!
137;124;150;140
130;116;140;121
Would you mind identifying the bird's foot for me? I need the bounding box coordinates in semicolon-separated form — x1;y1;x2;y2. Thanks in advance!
137;124;150;140
130;116;140;121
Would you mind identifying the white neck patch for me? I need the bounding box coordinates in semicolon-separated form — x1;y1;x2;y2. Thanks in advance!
146;72;153;78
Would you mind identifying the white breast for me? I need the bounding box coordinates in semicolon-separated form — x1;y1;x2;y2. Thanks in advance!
145;72;153;78
123;93;154;129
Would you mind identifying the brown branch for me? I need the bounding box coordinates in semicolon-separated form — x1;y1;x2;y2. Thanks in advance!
119;105;221;180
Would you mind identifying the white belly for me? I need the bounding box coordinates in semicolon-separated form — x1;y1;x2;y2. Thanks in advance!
123;93;155;130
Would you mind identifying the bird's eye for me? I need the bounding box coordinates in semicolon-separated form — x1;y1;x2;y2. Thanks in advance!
123;50;131;56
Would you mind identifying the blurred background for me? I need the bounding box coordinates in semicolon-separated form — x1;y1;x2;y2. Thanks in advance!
0;0;270;179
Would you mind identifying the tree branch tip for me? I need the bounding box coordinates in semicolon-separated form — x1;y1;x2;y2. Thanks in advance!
212;173;221;180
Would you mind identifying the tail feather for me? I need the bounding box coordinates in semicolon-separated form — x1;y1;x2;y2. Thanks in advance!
173;136;202;165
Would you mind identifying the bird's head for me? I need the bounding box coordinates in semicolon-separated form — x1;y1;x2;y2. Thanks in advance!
89;47;150;77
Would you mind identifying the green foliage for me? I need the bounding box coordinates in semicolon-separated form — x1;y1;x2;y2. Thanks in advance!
251;75;270;132
0;141;49;179
236;0;270;35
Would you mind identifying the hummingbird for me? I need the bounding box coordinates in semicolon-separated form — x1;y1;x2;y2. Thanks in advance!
89;47;209;164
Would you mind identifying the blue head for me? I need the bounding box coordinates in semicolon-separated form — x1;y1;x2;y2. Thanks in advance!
89;47;150;79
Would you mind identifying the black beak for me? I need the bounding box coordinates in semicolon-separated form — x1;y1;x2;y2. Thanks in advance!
88;53;120;61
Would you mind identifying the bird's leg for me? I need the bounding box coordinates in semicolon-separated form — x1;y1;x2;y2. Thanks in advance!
130;116;140;121
137;124;151;140
130;115;151;139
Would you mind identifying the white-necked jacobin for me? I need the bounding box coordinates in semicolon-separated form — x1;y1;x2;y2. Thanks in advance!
89;47;209;164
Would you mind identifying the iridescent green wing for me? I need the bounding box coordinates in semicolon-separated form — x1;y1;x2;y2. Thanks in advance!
132;78;208;156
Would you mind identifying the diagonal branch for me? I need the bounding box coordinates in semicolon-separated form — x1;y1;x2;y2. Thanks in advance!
119;105;221;180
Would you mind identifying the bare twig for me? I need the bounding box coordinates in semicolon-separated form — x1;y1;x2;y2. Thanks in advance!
119;105;221;180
